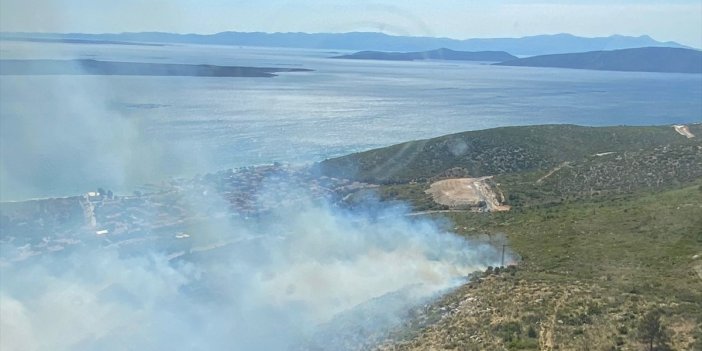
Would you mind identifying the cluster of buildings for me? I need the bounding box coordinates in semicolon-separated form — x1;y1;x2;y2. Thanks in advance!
1;164;374;263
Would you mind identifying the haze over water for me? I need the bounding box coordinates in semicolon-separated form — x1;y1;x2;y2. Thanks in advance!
1;41;701;200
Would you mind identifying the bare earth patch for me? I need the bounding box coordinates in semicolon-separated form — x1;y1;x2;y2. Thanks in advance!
425;177;510;212
673;124;695;138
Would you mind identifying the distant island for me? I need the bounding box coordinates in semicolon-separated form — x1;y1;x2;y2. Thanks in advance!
1;32;691;56
495;47;702;74
0;36;165;46
0;59;313;77
332;48;516;62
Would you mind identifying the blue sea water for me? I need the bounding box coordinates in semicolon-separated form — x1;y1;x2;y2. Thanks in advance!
1;41;701;200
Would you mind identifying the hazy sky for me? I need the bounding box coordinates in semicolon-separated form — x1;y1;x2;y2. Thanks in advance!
1;0;701;47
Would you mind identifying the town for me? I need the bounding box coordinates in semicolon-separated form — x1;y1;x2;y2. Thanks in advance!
0;164;375;264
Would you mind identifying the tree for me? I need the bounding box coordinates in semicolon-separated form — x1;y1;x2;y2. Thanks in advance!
637;310;671;351
527;325;538;338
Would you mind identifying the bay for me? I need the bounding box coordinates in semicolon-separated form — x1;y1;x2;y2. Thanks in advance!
1;41;700;200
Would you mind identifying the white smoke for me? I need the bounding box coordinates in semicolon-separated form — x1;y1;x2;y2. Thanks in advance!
1;28;503;351
0;42;212;201
0;192;501;351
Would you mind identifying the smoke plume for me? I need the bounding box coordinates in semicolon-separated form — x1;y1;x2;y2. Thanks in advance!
1;190;502;351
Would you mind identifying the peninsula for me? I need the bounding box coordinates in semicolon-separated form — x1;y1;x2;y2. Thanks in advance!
0;59;313;77
332;48;516;62
495;47;702;73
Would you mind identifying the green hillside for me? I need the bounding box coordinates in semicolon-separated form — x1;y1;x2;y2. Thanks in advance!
379;182;702;350
498;143;702;207
330;125;702;350
317;124;702;184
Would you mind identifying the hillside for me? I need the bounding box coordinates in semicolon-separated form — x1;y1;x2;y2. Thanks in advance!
495;47;702;73
317;124;702;185
497;143;702;207
332;48;516;62
337;125;702;350
374;182;702;350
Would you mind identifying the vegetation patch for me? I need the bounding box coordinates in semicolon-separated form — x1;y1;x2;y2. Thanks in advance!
373;182;702;351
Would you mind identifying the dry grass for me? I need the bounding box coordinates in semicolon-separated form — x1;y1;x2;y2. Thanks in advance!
376;273;699;351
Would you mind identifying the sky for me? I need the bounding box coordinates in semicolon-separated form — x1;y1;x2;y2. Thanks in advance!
1;0;701;47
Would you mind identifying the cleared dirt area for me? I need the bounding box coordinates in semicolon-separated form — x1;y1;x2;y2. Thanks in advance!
425;177;510;212
673;124;695;138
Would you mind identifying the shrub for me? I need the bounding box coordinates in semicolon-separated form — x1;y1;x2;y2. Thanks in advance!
507;338;539;350
494;321;523;342
527;325;538;338
637;310;671;351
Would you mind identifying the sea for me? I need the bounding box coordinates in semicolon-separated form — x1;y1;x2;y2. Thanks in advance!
1;40;701;200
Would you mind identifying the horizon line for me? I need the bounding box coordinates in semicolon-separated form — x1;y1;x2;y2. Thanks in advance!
1;30;696;50
0;30;682;42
